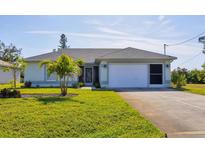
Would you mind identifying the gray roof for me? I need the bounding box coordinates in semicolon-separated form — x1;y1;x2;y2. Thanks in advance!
0;60;13;67
25;47;177;63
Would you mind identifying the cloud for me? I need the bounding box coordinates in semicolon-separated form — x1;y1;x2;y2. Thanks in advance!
84;19;103;26
161;19;171;26
96;27;128;35
84;17;124;27
25;30;61;34
143;20;156;26
158;15;165;21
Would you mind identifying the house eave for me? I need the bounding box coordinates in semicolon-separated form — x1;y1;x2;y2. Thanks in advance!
95;57;177;63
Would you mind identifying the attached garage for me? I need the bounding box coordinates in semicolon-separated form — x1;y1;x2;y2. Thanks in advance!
108;63;149;88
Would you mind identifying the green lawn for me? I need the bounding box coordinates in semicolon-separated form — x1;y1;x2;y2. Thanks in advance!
0;83;22;89
0;85;164;138
177;84;205;96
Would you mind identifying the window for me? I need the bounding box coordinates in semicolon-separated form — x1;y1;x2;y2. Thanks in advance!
45;65;57;81
150;64;163;84
47;72;57;81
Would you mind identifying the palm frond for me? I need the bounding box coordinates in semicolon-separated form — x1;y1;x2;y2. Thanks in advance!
39;60;51;68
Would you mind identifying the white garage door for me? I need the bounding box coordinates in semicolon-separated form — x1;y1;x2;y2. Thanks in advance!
108;63;148;88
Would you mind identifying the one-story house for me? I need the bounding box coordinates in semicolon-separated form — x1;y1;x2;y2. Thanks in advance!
0;60;20;84
24;47;177;88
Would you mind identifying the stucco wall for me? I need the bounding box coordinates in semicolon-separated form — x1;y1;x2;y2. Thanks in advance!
24;62;45;81
99;61;108;88
24;62;79;87
164;61;172;87
0;66;20;83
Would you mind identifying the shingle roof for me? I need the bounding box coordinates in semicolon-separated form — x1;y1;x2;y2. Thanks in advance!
0;60;13;67
25;47;177;63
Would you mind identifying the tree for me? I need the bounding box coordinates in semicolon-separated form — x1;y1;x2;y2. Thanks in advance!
0;41;25;88
3;57;26;89
171;67;187;88
0;41;22;62
59;34;68;49
40;54;83;96
202;63;205;70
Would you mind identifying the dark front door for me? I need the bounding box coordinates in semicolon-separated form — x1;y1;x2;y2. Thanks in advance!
93;66;99;83
85;68;92;83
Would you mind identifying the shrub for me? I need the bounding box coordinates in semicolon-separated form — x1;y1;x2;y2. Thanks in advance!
72;82;80;88
36;85;40;88
171;68;187;88
49;85;54;88
24;81;32;88
0;88;21;98
79;82;85;87
94;82;101;88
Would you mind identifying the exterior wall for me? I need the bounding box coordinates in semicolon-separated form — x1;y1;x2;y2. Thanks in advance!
25;60;172;88
99;61;108;88
24;61;79;87
164;61;172;87
24;62;45;81
0;66;20;84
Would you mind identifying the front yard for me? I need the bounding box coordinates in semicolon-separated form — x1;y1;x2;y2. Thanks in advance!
0;85;164;137
177;84;205;96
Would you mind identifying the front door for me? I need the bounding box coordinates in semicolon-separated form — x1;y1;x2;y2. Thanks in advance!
85;68;92;84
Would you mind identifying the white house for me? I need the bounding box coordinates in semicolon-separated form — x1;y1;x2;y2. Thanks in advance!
24;47;177;88
0;60;20;84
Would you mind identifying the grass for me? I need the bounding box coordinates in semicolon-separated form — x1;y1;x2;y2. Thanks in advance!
0;83;22;89
0;84;164;138
174;84;205;96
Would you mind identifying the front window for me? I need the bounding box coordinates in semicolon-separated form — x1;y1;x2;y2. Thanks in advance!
47;72;57;81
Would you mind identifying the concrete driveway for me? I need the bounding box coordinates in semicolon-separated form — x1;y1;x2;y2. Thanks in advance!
117;89;205;138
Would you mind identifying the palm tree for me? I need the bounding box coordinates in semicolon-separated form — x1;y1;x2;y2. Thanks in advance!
40;54;83;96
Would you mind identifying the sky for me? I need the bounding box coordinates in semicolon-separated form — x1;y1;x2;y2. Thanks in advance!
0;15;205;70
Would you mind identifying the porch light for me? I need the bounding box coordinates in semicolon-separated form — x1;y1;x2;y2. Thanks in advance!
166;64;170;68
103;64;107;68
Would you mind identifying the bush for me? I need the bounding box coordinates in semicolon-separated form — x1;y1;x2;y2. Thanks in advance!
36;85;40;88
24;81;32;88
0;88;21;98
171;68;187;88
187;69;205;84
79;82;85;87
72;82;80;88
175;65;205;84
94;82;101;88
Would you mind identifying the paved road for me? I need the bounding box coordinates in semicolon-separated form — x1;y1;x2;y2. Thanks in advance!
118;89;205;138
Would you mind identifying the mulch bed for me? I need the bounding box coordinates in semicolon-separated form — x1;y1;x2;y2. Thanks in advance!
22;93;78;98
0;93;78;98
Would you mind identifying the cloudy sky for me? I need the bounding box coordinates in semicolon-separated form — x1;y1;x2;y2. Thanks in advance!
0;15;205;70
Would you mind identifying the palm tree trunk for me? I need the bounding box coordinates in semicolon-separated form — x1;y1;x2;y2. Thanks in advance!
63;76;67;96
60;79;63;95
66;76;68;94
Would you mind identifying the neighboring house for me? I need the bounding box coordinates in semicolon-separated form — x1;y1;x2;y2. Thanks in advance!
24;47;177;88
0;60;20;84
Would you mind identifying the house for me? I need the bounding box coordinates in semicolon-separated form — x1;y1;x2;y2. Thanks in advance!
24;47;177;88
0;60;20;84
